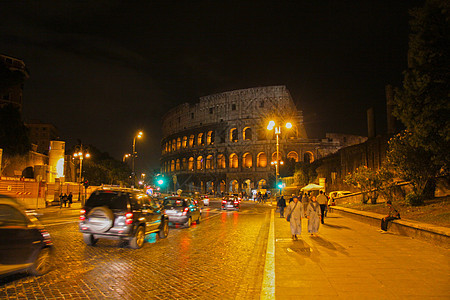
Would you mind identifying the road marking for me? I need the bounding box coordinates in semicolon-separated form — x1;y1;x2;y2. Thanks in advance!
261;209;275;300
43;220;78;227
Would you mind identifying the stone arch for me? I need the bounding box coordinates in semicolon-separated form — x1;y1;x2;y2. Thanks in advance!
257;179;267;189
182;158;187;170
197;132;204;146
287;151;299;162
242;152;253;168
188;157;194;170
219;180;226;194
243;127;252;140
170;160;175;172
229;153;239;168
175;159;180;170
197;156;204;170
229;180;239;193
207;130;215;145
206;155;213;169
189;134;195;147
176;137;181;150
304;151;314;163
230;128;238;142
242;179;252;196
182;136;188;148
217;154;226;169
172;139;176;151
271;151;283;162
257;152;267;167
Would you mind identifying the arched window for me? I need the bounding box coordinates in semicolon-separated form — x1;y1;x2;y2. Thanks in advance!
189;135;195;147
167;141;172;153
164;142;168;153
172;139;176;151
217;154;226;169
257;152;267;168
176;138;181;150
230;128;238;142
271;151;282;163
197;156;203;170
304;151;314;163
229;153;238;168
176;159;180;170
258;179;267;189
197;133;204;146
206;155;213;169
207;131;215;145
287;151;299;162
170;160;175;172
182;158;187;170
188;157;194;170
182;136;188;148
243;127;252;140
243;152;253;168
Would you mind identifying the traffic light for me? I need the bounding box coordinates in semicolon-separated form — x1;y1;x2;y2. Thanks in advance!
277;181;284;189
157;179;164;185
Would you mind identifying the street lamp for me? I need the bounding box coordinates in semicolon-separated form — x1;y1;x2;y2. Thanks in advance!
123;153;131;162
73;148;90;183
131;131;143;186
267;121;292;195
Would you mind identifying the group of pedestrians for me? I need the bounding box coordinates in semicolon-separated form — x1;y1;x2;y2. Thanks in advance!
277;191;328;240
59;192;73;208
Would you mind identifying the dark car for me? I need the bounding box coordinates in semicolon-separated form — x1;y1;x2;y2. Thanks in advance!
221;196;240;211
79;188;169;249
163;197;201;227
0;195;53;277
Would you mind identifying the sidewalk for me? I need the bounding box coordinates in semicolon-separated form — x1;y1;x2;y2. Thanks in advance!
267;209;450;299
35;201;82;219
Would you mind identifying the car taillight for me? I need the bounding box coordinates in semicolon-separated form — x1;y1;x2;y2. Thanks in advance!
39;229;52;244
125;212;133;225
222;200;226;204
234;201;239;205
79;209;86;221
182;207;189;216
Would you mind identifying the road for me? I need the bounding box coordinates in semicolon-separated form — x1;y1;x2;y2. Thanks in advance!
1;199;449;299
1;200;269;299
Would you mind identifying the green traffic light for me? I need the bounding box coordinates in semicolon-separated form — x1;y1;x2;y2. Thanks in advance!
157;179;164;185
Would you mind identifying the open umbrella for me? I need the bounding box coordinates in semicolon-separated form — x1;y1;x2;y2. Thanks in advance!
300;183;324;191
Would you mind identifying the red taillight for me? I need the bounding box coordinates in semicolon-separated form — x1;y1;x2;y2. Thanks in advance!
222;200;226;204
182;207;189;216
234;201;239;205
80;209;86;221
125;212;133;225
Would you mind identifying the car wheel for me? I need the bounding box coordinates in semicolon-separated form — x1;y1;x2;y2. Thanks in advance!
86;206;114;233
185;217;192;228
29;247;52;276
196;214;201;224
83;233;99;246
129;226;145;249
159;220;169;239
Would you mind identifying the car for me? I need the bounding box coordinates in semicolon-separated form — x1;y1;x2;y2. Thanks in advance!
163;196;201;227
329;191;353;199
0;194;54;277
79;187;169;249
221;196;240;211
201;195;210;206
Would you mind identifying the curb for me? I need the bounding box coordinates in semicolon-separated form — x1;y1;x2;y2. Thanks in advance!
330;206;450;249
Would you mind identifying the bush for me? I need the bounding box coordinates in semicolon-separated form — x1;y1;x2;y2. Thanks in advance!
406;192;424;206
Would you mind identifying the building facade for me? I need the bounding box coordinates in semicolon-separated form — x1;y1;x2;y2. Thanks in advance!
0;54;29;111
26;120;60;155
160;86;350;195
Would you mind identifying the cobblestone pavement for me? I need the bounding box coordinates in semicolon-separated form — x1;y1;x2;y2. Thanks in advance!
0;201;271;299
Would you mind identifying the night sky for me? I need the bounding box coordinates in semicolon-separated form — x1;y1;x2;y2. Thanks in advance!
1;0;423;172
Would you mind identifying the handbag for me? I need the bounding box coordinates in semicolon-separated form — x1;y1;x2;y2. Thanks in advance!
286;202;297;222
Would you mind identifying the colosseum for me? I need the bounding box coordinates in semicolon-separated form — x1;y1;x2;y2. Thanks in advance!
161;86;357;196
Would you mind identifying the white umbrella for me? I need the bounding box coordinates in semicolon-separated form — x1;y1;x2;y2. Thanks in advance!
300;183;324;191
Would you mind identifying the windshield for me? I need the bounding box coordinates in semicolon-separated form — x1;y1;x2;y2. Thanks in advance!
163;198;187;207
86;192;128;210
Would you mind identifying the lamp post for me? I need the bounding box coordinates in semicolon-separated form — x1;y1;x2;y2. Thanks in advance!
267;121;292;195
131;131;143;186
123;153;131;162
73;146;90;204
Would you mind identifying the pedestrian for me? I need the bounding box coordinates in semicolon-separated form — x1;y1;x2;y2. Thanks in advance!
285;196;304;240
67;192;73;207
263;192;268;203
316;190;328;224
277;195;287;218
289;194;295;203
62;193;68;207
302;192;309;213
59;193;63;208
379;200;400;233
306;196;321;236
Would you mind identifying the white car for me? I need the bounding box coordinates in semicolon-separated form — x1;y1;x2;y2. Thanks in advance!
329;191;352;199
201;195;210;206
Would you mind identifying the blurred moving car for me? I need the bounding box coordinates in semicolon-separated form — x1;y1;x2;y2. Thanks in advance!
79;187;169;249
163;197;201;227
0;195;53;277
201;195;210;206
221;196;240;211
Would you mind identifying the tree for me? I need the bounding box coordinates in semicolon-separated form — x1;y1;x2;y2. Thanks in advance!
344;166;381;204
293;160;321;187
0;104;31;156
386;130;441;205
393;0;450;170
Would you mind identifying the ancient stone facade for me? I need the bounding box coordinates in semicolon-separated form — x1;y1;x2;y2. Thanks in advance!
160;86;343;195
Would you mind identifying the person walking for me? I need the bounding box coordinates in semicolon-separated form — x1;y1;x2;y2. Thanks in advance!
62;193;68;207
67;192;73;208
307;196;321;236
379;200;400;233
316;190;328;224
59;193;63;208
285;196;304;240
277;196;287;218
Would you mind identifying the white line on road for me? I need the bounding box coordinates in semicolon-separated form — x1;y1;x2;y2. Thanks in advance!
261;209;275;300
